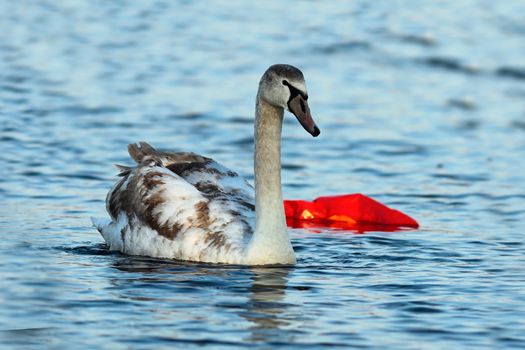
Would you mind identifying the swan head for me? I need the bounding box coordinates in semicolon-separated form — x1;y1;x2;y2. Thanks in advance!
259;64;320;137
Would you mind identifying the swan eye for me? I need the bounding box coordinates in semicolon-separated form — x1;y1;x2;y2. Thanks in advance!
282;79;288;85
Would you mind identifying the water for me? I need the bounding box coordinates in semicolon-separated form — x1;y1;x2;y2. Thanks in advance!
1;0;525;348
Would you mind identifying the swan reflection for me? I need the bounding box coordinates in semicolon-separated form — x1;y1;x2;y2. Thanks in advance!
109;257;296;344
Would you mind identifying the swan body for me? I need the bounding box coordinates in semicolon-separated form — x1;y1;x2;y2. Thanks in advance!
93;64;319;265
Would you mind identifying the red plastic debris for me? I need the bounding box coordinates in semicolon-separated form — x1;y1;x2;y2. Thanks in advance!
284;193;419;232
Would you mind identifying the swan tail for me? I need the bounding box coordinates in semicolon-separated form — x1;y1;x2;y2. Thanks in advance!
91;217;109;234
91;216;124;250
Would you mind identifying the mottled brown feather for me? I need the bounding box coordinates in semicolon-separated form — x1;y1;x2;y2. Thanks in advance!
107;142;255;247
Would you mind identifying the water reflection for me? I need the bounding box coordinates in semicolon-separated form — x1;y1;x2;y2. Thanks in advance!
244;267;292;344
108;256;293;344
287;217;415;234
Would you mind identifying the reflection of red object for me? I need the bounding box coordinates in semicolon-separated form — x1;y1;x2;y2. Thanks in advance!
284;194;419;232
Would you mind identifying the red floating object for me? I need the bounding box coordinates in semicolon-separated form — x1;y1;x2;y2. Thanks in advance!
284;193;419;232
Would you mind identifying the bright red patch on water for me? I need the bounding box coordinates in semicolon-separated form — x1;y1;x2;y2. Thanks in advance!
284;194;419;233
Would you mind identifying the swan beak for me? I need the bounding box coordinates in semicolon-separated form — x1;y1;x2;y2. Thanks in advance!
288;95;320;137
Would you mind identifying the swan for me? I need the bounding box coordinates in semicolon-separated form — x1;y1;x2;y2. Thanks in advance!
92;64;320;265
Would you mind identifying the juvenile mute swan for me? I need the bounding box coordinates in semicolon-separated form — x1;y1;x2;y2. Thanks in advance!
93;64;320;265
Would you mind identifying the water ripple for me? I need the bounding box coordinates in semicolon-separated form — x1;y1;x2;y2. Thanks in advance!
1;1;525;349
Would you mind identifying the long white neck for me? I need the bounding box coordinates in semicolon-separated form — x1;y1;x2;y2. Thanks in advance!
245;94;296;265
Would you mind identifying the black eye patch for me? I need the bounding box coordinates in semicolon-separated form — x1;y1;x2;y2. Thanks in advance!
282;80;308;101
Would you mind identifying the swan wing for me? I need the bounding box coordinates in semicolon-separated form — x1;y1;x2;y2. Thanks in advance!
95;142;255;263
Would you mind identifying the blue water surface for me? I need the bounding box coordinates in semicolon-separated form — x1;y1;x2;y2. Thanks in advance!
1;1;525;349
